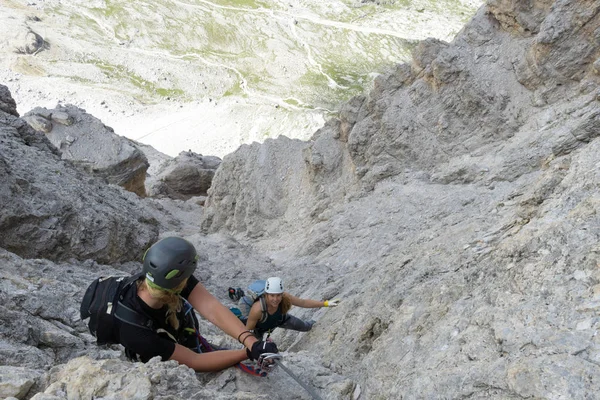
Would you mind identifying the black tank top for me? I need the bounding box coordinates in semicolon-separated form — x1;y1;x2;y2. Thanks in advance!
256;305;285;332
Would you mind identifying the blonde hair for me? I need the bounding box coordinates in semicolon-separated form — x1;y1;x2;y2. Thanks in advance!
139;279;187;330
281;293;292;314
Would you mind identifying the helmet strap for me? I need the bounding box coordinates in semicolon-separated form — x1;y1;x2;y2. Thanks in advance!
146;278;183;295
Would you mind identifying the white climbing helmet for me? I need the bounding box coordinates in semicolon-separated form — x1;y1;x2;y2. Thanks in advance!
265;277;284;294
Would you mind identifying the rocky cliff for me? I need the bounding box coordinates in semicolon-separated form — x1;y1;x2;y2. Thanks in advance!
2;0;600;399
205;0;600;397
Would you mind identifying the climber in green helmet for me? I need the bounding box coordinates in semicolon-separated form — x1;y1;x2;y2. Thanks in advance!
113;237;278;371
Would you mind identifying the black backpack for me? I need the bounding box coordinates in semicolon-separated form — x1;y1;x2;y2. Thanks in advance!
80;273;152;345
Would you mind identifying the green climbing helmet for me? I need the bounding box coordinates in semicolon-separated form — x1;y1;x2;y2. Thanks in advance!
143;237;198;290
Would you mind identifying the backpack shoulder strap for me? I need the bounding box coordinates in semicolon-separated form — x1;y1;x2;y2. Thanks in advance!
114;273;154;330
122;272;144;291
259;296;268;323
114;301;153;330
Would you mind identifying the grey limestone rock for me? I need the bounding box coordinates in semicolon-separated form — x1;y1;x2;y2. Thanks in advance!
487;0;554;35
146;150;221;200
0;86;159;263
0;17;47;56
0;366;41;400
200;1;600;398
23;104;150;197
0;84;18;117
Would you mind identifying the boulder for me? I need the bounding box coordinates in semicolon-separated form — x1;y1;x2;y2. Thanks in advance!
147;150;221;200
23;105;149;197
0;366;41;400
0;16;46;55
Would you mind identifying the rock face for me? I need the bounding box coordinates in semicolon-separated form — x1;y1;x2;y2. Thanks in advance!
201;1;600;398
205;0;600;238
0;86;158;263
4;1;600;399
202;137;317;237
0;240;347;400
146;151;221;200
0;84;18;116
23;105;149;196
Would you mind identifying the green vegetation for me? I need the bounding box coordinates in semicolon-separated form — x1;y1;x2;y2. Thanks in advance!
422;0;477;16
298;70;357;107
156;88;185;97
83;59;185;99
223;80;244;97
90;0;127;18
211;0;270;8
323;0;478;24
203;19;240;49
284;98;301;107
62;13;106;39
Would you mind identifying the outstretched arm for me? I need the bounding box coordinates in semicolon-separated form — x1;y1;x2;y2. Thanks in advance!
288;293;328;308
169;343;247;372
188;283;258;350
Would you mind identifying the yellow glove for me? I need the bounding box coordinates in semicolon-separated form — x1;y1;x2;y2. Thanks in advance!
324;299;340;307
